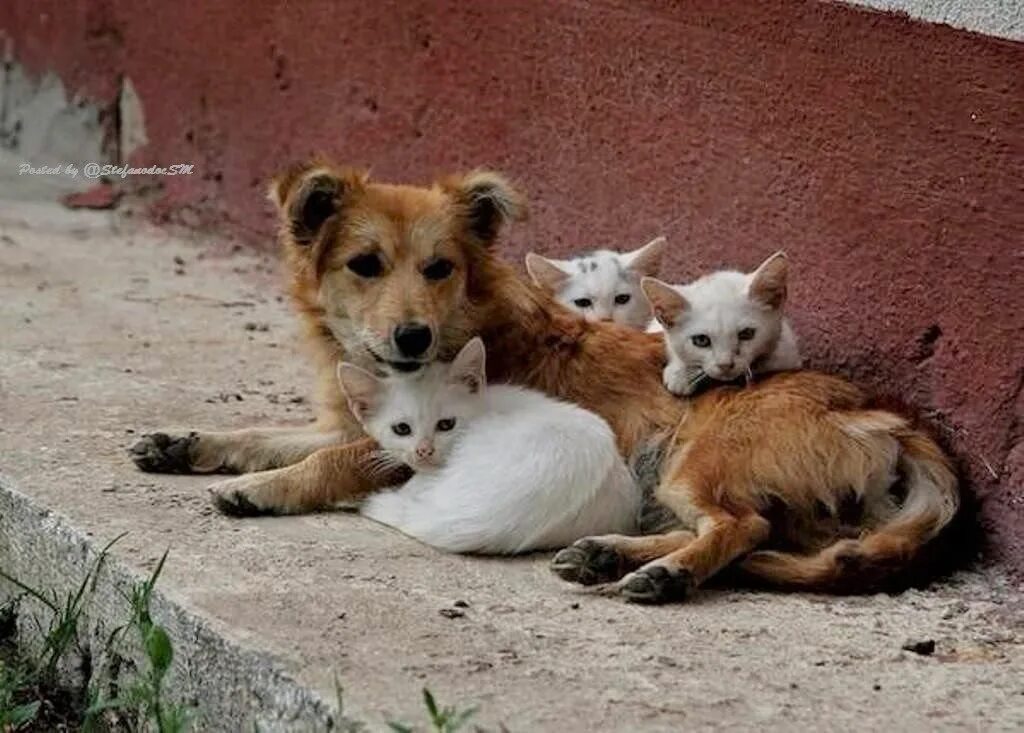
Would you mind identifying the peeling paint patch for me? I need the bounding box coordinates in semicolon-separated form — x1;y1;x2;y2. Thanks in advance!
118;77;147;161
0;62;106;166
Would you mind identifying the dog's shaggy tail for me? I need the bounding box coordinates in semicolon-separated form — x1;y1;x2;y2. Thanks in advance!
740;421;960;593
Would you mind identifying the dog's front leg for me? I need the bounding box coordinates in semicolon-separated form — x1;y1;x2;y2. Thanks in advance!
207;437;403;515
130;424;361;475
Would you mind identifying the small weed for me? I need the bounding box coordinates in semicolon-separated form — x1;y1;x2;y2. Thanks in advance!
387;687;478;733
86;550;193;732
0;533;122;729
333;676;367;733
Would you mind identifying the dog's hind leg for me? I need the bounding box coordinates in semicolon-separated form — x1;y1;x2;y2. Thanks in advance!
619;510;771;604
550;531;697;586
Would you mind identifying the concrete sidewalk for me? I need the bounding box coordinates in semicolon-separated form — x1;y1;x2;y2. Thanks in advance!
1;194;1023;731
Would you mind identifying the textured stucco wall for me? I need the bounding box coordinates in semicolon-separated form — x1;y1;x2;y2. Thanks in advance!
1;1;1022;571
846;0;1024;40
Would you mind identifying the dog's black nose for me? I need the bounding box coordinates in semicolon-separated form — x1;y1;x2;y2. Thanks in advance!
393;323;433;358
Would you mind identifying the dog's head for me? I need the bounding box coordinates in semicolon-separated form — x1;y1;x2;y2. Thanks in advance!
271;161;526;373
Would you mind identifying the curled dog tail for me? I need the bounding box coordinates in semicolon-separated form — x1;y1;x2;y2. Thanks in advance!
740;421;960;593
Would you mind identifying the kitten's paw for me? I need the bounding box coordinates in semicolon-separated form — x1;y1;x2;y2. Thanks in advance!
550;538;630;586
130;432;198;474
208;474;279;517
662;364;696;396
619;565;696;604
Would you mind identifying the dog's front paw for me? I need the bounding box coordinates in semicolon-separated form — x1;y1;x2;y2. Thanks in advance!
550;538;630;586
208;474;280;517
130;432;198;474
619;565;696;604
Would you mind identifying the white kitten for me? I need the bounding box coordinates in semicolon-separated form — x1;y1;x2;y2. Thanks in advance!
525;236;666;329
642;251;802;396
337;338;639;554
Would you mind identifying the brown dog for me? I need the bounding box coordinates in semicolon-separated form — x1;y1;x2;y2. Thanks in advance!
131;162;960;603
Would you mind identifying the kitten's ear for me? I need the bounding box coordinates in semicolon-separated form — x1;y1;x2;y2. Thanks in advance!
336;362;383;420
749;251;788;309
448;337;486;394
621;236;667;277
641;277;688;329
525;253;572;292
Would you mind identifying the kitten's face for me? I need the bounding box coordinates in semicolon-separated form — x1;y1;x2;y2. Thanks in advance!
337;338;487;472
644;252;788;383
525;237;665;330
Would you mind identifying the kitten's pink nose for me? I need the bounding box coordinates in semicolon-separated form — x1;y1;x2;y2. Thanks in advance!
716;360;735;372
415;442;434;459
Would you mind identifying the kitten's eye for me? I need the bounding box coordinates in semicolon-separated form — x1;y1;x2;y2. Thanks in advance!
422;257;454;281
614;294;632;305
347;253;383;278
738;327;757;341
436;418;456;431
573;298;593;308
390;422;412;436
691;334;711;348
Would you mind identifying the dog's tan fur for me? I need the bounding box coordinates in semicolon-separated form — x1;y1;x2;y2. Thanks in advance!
132;162;961;601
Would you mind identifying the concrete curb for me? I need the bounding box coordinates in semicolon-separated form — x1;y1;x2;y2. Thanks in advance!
0;473;350;732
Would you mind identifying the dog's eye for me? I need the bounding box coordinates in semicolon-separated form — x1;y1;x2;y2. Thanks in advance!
738;327;757;341
422;257;454;281
691;334;711;348
614;294;631;305
347;253;383;278
436;418;456;431
391;422;412;436
573;298;593;308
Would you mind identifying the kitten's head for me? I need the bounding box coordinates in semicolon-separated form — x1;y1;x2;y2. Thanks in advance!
337;337;487;472
524;236;666;329
643;252;788;383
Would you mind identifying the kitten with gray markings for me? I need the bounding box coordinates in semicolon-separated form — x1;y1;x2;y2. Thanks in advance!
337;338;639;554
525;236;666;329
642;251;802;396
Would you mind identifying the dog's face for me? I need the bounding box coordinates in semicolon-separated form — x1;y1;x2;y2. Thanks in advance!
271;163;525;373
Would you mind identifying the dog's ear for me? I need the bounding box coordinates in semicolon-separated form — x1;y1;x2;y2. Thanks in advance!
336;362;383;421
443;170;527;246
621;236;667;277
447;337;486;394
749;251;788;309
641;277;689;329
269;162;366;246
525;253;572;292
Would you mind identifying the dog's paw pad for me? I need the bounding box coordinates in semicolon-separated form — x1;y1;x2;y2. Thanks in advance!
620;566;696;604
129;432;197;474
208;483;267;517
550;539;628;585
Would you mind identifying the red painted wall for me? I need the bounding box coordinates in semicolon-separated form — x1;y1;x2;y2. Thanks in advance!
3;1;1022;569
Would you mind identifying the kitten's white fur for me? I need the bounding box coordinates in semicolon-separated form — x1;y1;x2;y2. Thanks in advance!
525;236;666;329
642;252;802;396
337;338;639;554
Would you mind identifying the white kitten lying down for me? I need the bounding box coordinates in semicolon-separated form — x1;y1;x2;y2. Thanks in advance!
642;251;803;396
337;338;639;554
525;236;666;329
